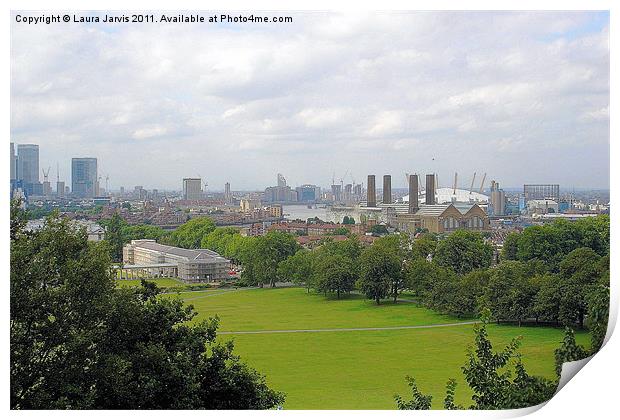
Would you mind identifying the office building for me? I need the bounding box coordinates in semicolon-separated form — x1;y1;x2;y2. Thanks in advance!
17;144;39;185
10;143;17;180
489;180;506;216
72;158;98;198
296;184;321;202
182;178;203;200
224;182;232;204
56;181;65;197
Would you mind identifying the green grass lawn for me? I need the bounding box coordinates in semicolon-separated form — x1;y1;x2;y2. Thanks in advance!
171;287;590;409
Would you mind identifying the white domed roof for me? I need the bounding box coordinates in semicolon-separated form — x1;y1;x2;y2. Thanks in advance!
401;188;489;204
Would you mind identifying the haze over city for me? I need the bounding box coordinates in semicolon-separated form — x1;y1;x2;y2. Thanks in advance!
11;11;609;190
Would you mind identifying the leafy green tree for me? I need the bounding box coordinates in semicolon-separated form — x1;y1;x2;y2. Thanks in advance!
200;227;240;254
166;217;216;249
239;231;300;288
586;255;610;351
122;224;167;242
483;261;534;325
451;269;490;318
403;257;437;299
532;274;562;324
554;328;589;377
558;247;601;328
358;240;402;304
369;224;389;236
10;205;284;410
501;232;519;260
342;216;356;225
103;213;127;261
434;230;493;275
313;254;356;299
331;226;350;235
277;249;315;292
394;377;433;409
410;233;437;260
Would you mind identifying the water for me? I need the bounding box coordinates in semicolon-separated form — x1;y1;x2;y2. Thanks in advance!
282;204;362;223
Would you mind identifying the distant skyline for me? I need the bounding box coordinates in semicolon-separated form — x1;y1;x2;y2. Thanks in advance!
11;11;609;190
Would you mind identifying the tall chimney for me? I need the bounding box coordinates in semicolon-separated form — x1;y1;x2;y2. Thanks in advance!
383;175;392;204
408;174;419;214
367;175;376;207
425;174;436;205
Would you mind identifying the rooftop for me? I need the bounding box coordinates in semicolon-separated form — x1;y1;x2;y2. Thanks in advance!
130;240;228;263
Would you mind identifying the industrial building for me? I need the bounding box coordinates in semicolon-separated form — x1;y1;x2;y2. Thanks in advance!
122;239;230;283
364;173;490;234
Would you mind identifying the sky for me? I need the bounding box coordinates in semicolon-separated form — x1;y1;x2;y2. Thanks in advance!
10;11;610;191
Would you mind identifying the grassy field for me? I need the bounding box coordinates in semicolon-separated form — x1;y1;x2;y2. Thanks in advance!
168;287;590;409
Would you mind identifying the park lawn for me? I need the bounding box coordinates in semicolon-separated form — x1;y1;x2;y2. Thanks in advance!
173;287;590;409
184;287;465;331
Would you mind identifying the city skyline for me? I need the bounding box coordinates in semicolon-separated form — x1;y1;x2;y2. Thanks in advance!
11;11;610;190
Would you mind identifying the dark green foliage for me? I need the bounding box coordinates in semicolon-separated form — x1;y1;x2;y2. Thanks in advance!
239;231;300;288
501;232;519;260
586;256;610;351
554;328;589;377
369;224;389;236
200;227;240;254
394;377;433;410
277;249;315;291
166;217;216;249
331;226;350;235
558;247;601;328
443;379;463;410
483;261;536;325
102;213;126;261
358;239;402;304
313;254;357;299
342;216;355;225
434;230;493;275
410;233;437;259
10;204;284;410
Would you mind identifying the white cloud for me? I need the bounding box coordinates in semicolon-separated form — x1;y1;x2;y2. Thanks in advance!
10;11;609;189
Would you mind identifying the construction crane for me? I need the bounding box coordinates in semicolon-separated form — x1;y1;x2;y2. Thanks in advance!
469;172;477;194
478;173;487;194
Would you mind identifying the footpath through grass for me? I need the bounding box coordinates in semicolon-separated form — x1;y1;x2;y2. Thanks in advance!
171;287;589;409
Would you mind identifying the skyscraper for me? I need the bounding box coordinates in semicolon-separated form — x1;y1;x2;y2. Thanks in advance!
382;175;392;204
10;143;17;181
72;158;98;198
224;182;231;204
17;144;39;185
367;175;376;207
183;178;203;200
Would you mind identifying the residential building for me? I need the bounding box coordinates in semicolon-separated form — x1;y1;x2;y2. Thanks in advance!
72;157;98;198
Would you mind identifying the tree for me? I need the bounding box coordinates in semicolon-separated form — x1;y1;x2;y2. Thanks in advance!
122;224;167;242
403;258;437;299
240;231;300;288
277;249;315;292
483;261;534;324
369;224;388;236
166;217;216;249
434;230;493;275
532;274;562;324
10;205;284;409
554;328;589;377
394;377;432;409
103;213;127;261
357;241;401;304
451;269;490;318
410;233;437;260
313;254;356;299
586;255;610;351
331;226;350;235
501;232;519;261
558;247;601;328
200;227;240;254
342;216;355;225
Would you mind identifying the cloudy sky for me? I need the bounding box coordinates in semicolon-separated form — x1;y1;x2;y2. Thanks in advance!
11;11;609;191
